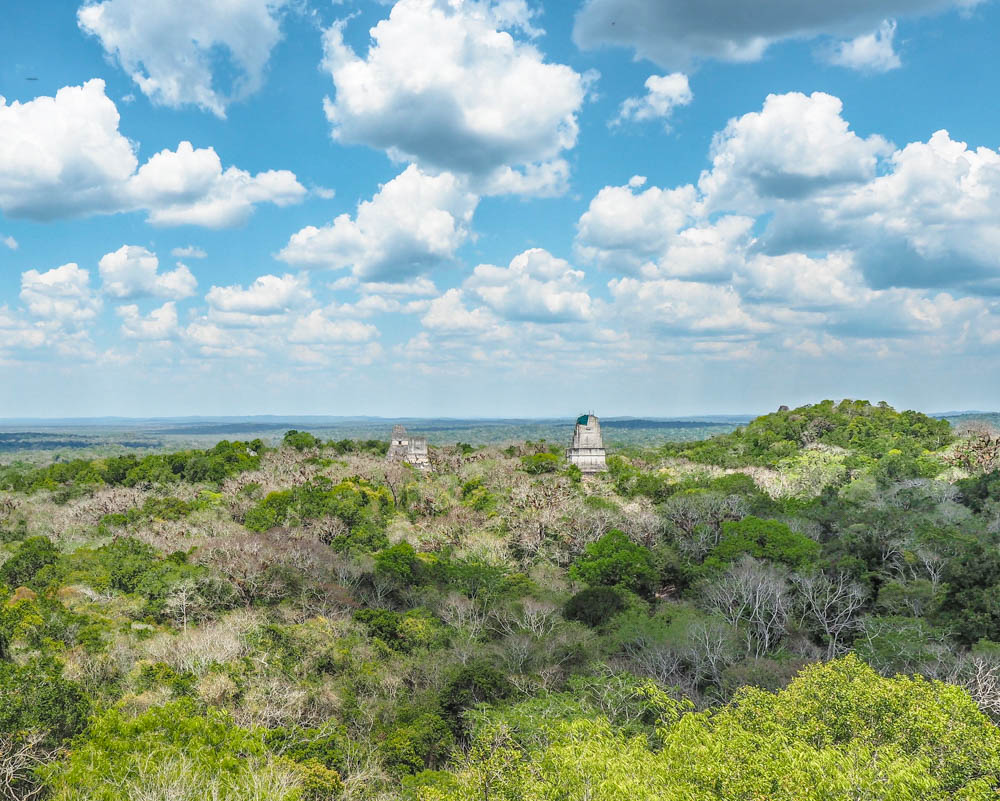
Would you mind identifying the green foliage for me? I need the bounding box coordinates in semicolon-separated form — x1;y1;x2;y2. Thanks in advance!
244;475;393;550
439;661;514;730
569;530;657;596
459;478;496;511
283;430;321;451
0;535;59;589
354;608;446;652
520;453;560;474
382;713;455;774
0;440;265;494
375;541;420;585
564;586;626;628
40;701;317;801
0;657;90;746
704;516;820;570
418;656;1000;801
668;400;952;468
956;469;1000;512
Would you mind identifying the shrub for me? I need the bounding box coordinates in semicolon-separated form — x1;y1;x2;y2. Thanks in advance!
0;657;90;747
704;516;820;571
520;453;559;474
564;586;626;628
0;536;59;589
569;530;657;596
440;661;513;730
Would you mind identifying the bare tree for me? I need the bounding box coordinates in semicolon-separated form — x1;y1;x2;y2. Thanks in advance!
950;652;1000;720
948;421;1000;476
793;571;868;658
0;731;48;801
705;557;792;658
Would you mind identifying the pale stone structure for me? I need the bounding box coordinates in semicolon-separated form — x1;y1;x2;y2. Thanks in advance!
387;424;431;469
566;414;607;473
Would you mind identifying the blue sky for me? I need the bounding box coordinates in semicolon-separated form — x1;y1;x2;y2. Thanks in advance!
2;0;999;418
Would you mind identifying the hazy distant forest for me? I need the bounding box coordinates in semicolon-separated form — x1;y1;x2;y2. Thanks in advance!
6;399;1000;799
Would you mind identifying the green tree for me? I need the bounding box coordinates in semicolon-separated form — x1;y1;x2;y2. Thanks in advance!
569;530;657;596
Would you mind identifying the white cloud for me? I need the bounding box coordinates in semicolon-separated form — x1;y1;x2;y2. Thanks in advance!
609;277;769;335
699;92;893;211
2;235;18;250
278;165;477;281
205;273;312;315
78;0;288;117
576;179;699;273
827;20;902;73
575;176;753;280
20;263;101;323
0;306;46;349
117;301;179;340
288;310;378;344
322;0;588;195
0;80;138;220
614;73;692;127
0;80;305;224
573;0;979;69
466;248;594;322
359;277;438;297
421;288;498;333
171;245;207;259
183;320;261;357
129;141;306;227
99;245;197;299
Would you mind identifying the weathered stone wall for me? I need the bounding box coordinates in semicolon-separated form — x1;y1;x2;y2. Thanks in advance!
567;414;607;473
387;425;431;469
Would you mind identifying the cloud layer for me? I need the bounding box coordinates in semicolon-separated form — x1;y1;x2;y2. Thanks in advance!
78;0;288;116
0;80;305;224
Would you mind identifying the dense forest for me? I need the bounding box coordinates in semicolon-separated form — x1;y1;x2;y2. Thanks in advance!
4;400;1000;799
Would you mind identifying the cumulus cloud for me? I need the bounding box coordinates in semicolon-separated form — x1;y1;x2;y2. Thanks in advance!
826;19;902;72
421;288;498;333
205;273;312;315
99;245;197;299
699;92;893;210
322;0;588;195
278;165;477;281
570;89;1000;357
288;310;378;344
129;141;306;227
20;263;102;324
609;277;768;335
117;301;179;340
576;177;753;280
78;0;288;116
2;235;18;250
466;248;594;322
576;178;699;272
614;73;692;127
573;0;979;69
0;80;305;224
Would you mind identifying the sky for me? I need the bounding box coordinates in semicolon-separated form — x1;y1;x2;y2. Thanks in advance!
1;0;1000;418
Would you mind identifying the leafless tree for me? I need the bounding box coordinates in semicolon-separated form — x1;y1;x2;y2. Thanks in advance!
0;731;47;801
948;421;1000;476
793;571;868;658
663;493;749;560
684;619;740;686
949;652;1000;720
705;557;792;658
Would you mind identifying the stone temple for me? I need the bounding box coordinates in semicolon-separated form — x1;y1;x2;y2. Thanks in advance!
386;424;431;470
566;414;607;474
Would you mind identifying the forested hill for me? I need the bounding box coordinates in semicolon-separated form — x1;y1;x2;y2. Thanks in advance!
4;401;1000;799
